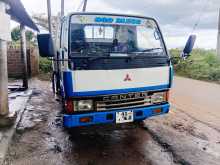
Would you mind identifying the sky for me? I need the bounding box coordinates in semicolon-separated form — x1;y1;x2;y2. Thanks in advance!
17;0;220;49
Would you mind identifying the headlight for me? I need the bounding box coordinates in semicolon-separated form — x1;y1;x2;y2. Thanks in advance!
151;91;168;104
74;100;93;111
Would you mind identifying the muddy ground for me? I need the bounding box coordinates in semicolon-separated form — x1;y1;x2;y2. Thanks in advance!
4;77;220;165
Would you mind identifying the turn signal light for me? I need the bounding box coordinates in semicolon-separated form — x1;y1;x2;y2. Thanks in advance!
80;117;93;123
153;109;162;114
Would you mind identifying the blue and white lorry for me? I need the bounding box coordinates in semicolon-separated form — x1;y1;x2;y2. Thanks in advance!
37;12;195;128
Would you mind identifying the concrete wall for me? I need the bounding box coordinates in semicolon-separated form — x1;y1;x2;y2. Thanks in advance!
7;43;39;78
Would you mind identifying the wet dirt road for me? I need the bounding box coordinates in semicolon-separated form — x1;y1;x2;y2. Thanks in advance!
4;77;220;165
170;76;220;131
144;77;220;165
4;79;175;165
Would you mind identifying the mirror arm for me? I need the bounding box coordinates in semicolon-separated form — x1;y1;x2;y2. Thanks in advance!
180;51;190;60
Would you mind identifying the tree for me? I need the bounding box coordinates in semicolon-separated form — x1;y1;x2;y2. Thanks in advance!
11;26;35;42
11;27;20;41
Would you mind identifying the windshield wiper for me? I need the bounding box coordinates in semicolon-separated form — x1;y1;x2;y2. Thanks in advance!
87;56;109;62
70;49;110;60
128;48;164;59
140;48;163;52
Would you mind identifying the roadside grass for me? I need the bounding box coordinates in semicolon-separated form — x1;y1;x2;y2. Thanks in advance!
170;49;220;84
38;57;52;81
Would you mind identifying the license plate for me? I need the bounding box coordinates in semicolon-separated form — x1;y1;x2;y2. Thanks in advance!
116;111;134;124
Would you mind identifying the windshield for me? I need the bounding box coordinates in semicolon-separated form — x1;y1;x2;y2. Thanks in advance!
70;15;165;57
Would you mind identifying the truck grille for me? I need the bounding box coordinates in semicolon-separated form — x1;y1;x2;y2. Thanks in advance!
96;92;152;111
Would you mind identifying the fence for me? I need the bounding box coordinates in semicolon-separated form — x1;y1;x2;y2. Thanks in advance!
7;43;39;78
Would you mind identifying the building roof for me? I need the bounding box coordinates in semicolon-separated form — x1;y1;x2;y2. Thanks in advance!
4;0;39;31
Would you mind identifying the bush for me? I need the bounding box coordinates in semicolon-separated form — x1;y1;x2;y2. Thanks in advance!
170;49;220;83
39;57;52;73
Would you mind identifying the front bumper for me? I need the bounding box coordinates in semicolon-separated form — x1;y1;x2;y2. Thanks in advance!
63;103;170;128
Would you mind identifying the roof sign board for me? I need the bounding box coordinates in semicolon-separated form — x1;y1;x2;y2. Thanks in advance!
71;14;157;28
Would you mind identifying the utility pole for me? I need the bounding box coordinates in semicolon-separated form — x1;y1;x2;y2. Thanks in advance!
82;0;87;12
47;0;52;33
0;38;8;116
0;1;10;117
20;24;28;89
217;8;220;57
61;0;64;17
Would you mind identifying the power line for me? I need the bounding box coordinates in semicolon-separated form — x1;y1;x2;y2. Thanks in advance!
76;0;88;12
47;0;52;33
83;0;88;12
191;0;211;33
61;0;64;17
76;0;85;11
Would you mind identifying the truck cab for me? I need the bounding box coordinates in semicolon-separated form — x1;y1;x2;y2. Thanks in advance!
38;12;173;127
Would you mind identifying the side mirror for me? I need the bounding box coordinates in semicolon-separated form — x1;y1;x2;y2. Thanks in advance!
37;34;54;57
181;35;196;59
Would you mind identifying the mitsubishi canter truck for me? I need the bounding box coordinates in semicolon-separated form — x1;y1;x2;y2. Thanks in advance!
37;12;195;128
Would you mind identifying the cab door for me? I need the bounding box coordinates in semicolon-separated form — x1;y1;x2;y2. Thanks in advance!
59;18;70;76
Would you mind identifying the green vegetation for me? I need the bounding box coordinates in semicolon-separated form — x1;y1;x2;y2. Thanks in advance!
11;26;36;44
38;57;52;81
39;57;52;73
170;49;220;83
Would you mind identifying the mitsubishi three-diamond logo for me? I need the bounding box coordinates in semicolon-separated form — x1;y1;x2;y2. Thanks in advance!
124;74;132;81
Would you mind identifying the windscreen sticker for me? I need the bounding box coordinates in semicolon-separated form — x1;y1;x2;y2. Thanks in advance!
95;17;141;25
71;15;145;26
76;15;90;23
95;17;114;23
